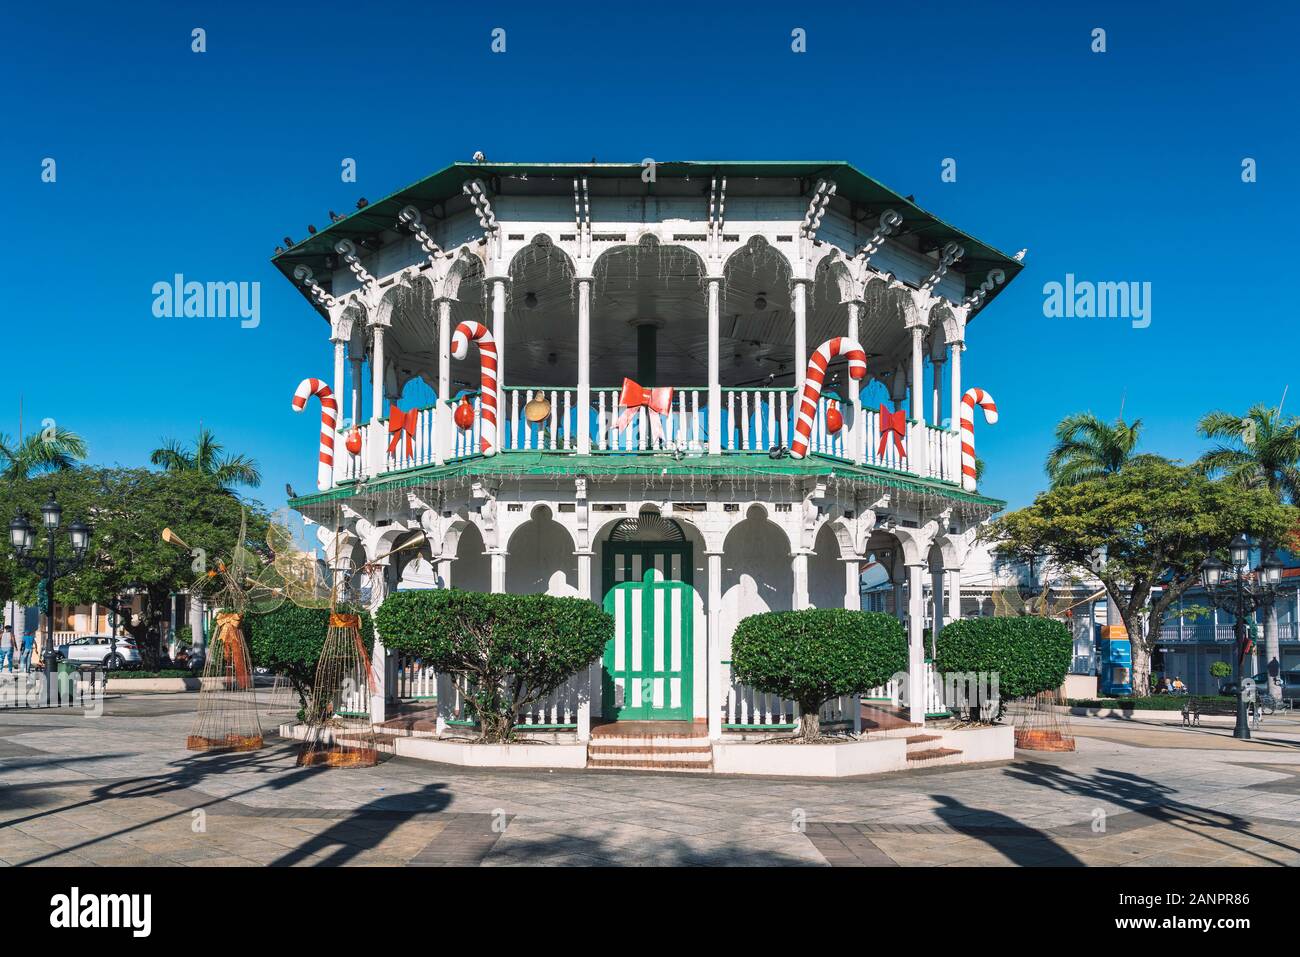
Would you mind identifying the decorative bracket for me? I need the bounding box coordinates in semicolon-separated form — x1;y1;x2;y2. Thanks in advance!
397;206;444;267
334;238;376;291
293;264;337;309
853;208;902;266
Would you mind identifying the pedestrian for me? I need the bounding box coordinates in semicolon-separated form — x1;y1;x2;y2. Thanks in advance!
0;627;14;673
19;626;35;673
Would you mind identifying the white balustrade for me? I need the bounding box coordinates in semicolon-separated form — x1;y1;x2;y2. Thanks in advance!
502;388;574;452
396;657;437;699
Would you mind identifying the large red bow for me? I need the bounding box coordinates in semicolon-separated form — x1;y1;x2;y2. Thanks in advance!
387;404;418;456
877;403;907;458
618;378;673;416
615;378;674;446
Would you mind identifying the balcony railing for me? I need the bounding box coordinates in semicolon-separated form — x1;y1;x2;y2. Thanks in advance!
321;385;964;491
1158;621;1299;643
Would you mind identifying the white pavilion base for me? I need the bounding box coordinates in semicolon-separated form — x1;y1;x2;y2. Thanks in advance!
279;722;1012;777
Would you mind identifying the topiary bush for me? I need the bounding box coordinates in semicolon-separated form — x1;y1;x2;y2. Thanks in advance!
245;605;373;716
933;616;1071;719
731;609;908;740
375;589;612;742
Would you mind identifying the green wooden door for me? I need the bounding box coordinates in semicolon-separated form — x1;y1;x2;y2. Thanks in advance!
602;543;693;721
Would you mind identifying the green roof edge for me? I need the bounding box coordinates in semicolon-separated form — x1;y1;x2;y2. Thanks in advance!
287;452;1006;511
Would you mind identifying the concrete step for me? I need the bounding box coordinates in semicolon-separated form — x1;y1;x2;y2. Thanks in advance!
586;757;714;773
906;747;963;766
590;735;712;749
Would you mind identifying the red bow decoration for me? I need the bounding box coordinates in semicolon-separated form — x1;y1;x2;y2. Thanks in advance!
387;404;418;456
615;378;674;445
877;404;907;458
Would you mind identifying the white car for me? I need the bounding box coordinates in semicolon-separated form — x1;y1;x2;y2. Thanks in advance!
53;635;141;669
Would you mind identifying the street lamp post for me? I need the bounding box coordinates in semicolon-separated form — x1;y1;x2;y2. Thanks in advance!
8;496;93;667
1200;534;1283;740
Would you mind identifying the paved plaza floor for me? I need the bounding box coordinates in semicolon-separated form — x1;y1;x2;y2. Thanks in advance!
2;696;1299;867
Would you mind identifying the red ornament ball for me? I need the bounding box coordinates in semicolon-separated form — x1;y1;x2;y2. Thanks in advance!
825;405;844;434
345;429;362;455
454;398;475;430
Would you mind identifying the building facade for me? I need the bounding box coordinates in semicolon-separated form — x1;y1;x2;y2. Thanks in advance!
275;160;1024;737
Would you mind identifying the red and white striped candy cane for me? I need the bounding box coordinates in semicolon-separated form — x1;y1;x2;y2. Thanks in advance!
291;378;337;490
790;337;868;459
450;320;498;456
959;387;998;491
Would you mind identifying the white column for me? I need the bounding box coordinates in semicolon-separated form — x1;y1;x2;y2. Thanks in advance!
792;279;808;394
948;341;963;433
90;602;100;635
910;326;925;426
436;557;452;589
707;551;724;739
331;338;346;483
792;551;810;610
436;299;451;465
843;559;861;611
906;563;926;726
489;550;506;594
707;278;721;454
370;325;386;423
947;567;962;623
576;550;594;737
370;632;388;724
847;301;863;463
491;278;508;389
577;278;592;454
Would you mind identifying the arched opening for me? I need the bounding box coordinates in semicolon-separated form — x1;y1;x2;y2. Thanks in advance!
720;507;793;661
506;506;578;596
808;522;845;610
451;521;490;592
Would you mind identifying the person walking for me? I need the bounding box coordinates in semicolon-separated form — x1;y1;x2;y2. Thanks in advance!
19;627;35;673
0;627;14;673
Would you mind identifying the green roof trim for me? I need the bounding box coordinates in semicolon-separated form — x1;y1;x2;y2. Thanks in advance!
272;160;1022;316
287;452;1005;511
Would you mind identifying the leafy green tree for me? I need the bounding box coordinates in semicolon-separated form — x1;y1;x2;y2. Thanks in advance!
1045;412;1155;486
150;426;261;490
933;617;1072;719
731;609;907;740
0;426;87;481
1209;660;1232;681
376;589;610;742
987;459;1296;696
245;605;374;716
0;467;267;668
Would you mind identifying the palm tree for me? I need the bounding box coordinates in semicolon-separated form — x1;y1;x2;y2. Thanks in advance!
1196;404;1300;502
1197;404;1300;701
150;427;261;490
0;427;88;481
1045;412;1155;486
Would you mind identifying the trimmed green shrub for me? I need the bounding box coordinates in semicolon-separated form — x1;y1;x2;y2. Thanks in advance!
108;669;193;679
731;609;908;740
376;589;612;742
174;625;193;647
933;616;1071;712
1067;695;1236;711
1209;660;1232;680
245;605;373;714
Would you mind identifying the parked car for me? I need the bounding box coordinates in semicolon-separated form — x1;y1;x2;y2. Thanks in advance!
1219;670;1300;699
53;634;141;670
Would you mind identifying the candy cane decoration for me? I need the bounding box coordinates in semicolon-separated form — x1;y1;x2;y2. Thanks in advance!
959;387;998;491
450;320;498;456
291;378;337;490
790;337;868;459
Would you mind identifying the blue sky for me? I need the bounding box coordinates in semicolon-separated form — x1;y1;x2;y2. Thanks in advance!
2;1;1295;511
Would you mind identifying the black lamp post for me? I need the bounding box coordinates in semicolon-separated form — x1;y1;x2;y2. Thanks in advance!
8;497;93;667
1200;535;1283;740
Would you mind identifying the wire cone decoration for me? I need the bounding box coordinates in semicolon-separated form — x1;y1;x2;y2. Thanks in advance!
187;611;263;751
1013;689;1076;752
296;612;380;768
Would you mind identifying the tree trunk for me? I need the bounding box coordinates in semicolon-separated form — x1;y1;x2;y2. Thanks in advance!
1264;603;1281;701
798;706;820;741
